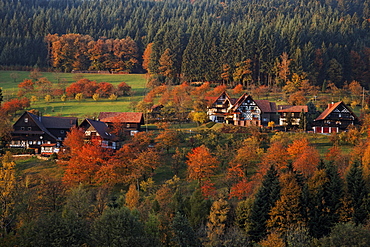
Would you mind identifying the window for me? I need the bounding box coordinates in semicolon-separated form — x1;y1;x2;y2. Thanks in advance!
126;124;131;128
24;118;28;123
28;127;32;131
21;127;25;130
60;130;65;134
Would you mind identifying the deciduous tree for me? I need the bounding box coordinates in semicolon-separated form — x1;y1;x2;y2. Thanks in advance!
186;145;218;187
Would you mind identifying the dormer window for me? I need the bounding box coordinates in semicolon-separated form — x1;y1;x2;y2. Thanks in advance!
24;118;28;123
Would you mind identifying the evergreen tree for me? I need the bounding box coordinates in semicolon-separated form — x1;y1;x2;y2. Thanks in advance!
188;188;211;229
307;163;343;238
346;162;368;225
92;207;150;246
171;212;201;247
248;165;280;243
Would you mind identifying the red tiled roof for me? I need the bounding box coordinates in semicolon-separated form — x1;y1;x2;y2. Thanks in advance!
277;105;308;113
99;112;143;123
315;101;357;121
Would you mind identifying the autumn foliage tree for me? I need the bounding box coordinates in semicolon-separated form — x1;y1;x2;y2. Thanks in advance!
287;138;320;177
187;145;218;197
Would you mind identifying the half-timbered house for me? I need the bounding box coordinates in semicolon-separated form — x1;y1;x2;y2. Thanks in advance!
227;93;278;126
10;111;78;152
313;101;359;133
206;91;236;123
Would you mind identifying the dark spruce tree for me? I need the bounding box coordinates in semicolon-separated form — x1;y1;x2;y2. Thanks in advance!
247;165;280;243
346;162;368;225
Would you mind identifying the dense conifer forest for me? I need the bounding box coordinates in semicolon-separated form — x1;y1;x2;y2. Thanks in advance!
1;0;370;87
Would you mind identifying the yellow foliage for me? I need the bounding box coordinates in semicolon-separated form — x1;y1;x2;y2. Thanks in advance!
125;183;139;210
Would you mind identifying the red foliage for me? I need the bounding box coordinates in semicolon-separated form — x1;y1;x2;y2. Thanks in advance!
116;81;131;96
229;178;255;199
0;98;30;115
325;146;348;176
65;78;98;97
96;82;115;97
201;180;217;199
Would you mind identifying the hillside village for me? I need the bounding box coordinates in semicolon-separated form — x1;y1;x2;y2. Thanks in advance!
6;89;360;156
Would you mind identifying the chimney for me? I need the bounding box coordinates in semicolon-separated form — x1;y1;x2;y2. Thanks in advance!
328;102;334;109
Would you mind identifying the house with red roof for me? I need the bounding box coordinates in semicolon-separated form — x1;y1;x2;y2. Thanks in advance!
312;101;359;133
277;105;308;126
98;112;144;136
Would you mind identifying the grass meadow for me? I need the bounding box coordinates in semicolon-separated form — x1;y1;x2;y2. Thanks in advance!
0;70;147;118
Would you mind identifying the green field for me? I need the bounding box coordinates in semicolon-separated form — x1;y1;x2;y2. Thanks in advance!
0;70;147;118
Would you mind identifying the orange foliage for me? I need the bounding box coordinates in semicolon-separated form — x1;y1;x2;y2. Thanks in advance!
63;143;111;185
187;145;218;185
209;84;227;96
192;82;210;97
259;232;285;247
287;138;320;177
18;79;34;92
260;141;289;172
226;163;245;181
232;84;244;95
60;127;85;159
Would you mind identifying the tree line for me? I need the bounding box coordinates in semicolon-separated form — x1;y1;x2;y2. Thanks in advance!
0;0;370;88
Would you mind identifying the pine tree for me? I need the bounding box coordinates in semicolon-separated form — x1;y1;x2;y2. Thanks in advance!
346;162;368;224
267;172;305;237
248;165;280;242
171;212;200;247
307;163;343;238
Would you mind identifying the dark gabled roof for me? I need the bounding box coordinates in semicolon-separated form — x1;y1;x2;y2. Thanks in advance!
277;105;308;113
231;94;277;113
41;116;78;129
208;91;233;106
80;118;117;140
231;93;249;110
255;100;277;113
23;112;58;140
315;101;358;121
98;112;144;124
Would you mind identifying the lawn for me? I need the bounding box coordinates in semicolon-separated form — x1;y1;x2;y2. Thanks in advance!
0;70;148;118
